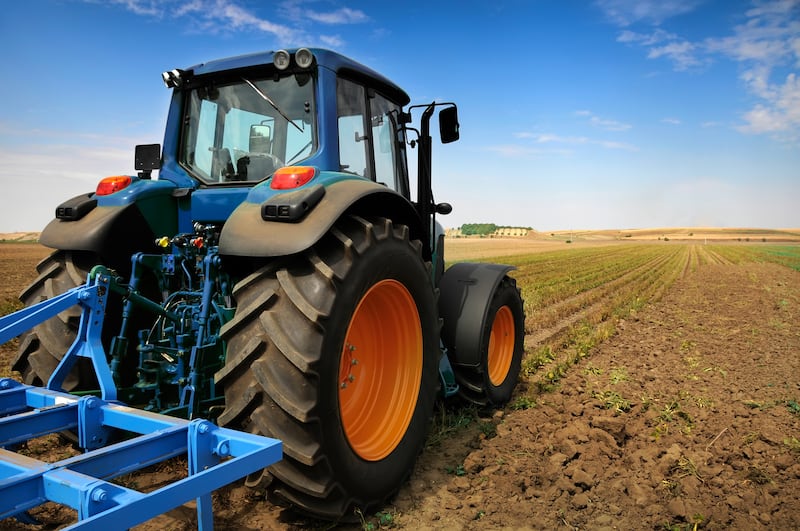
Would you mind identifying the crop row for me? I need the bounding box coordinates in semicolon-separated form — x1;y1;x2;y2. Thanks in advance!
525;247;682;334
487;245;686;394
501;245;674;311
709;244;800;271
490;242;800;406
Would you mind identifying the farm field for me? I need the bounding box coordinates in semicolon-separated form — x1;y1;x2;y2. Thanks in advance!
0;240;799;530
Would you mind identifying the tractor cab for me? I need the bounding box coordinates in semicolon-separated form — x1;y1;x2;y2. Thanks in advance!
136;48;458;255
145;50;420;230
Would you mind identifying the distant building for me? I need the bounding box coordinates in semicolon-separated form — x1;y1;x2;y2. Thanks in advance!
494;227;530;237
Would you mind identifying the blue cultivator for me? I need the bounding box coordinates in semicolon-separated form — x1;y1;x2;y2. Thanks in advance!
0;261;281;529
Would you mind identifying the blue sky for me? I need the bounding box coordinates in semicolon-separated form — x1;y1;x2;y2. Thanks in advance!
1;0;798;232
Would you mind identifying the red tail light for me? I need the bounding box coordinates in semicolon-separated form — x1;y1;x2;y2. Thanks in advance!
96;176;132;196
270;166;316;190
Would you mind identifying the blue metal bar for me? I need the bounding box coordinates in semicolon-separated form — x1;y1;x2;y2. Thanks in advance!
0;270;118;402
0;449;50;518
188;420;215;529
0;283;91;345
0;447;47;481
47;273;116;401
0;381;282;530
0;384;30;415
0;399;79;447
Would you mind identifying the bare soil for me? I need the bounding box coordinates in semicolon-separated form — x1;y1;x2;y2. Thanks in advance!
389;261;800;530
0;244;50;379
1;244;798;530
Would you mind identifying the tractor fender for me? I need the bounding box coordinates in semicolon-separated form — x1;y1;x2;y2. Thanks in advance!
438;262;516;369
39;192;178;272
218;179;425;258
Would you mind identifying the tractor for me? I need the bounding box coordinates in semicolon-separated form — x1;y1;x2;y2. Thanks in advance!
11;48;525;520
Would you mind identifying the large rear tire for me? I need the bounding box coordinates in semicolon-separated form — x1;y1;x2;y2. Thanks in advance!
12;251;99;390
454;276;524;406
216;216;439;520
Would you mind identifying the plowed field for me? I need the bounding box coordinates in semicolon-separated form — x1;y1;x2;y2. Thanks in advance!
1;241;798;530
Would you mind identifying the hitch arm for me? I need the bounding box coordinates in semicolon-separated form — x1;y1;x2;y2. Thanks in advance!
0;281;103;346
0;268;121;400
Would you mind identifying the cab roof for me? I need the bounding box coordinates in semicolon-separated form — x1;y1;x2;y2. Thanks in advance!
185;48;410;106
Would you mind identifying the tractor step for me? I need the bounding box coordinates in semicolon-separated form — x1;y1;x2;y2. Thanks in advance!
0;378;281;530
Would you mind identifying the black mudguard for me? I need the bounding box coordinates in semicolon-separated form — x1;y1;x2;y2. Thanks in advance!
39;202;174;273
218;179;425;258
438;262;516;368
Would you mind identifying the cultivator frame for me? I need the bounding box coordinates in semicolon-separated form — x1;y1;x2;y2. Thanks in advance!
0;264;282;529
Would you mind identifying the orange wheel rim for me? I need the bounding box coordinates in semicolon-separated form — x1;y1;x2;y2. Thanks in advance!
487;305;515;386
339;279;422;461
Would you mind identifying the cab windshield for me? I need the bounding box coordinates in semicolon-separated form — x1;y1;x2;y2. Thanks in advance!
180;73;316;184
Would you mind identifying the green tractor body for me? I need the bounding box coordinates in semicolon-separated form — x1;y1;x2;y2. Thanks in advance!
13;48;525;519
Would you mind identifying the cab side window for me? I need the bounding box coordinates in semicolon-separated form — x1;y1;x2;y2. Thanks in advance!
371;94;403;192
336;78;405;194
337;78;369;178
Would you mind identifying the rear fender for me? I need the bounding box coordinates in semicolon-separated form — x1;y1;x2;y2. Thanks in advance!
218;179;425;258
438;262;516;368
39;186;179;272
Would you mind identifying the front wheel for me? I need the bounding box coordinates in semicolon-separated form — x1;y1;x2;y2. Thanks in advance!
216;216;439;519
455;276;525;405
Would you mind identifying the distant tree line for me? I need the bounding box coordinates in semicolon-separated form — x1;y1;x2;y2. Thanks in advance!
459;223;533;235
460;223;498;235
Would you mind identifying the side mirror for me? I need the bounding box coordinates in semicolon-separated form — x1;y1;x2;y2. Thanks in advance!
249;124;272;153
135;144;161;179
439;106;460;144
435;202;453;215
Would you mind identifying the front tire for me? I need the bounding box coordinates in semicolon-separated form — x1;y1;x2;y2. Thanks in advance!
216;216;439;519
454;276;524;405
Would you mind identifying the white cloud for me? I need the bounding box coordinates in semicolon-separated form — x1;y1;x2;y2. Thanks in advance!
95;0;369;46
0;144;141;232
662;117;682;125
279;1;369;25
737;72;800;134
605;0;800;141
709;1;800;139
511;132;638;151
305;7;368;24
705;2;799;66
617;28;676;46
647;40;704;70
575;110;632;131
108;0;164;17
595;0;702;26
596;140;639;150
534;133;582;145
616;27;706;70
319;34;345;48
174;0;204;17
0;121;164;231
709;35;789;63
484;144;566;157
793;36;800;66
